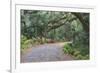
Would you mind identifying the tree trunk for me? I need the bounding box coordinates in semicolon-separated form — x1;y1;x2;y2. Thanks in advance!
72;13;89;33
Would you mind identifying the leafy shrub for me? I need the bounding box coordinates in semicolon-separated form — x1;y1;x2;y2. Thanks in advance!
21;35;27;49
73;50;80;56
21;35;27;45
24;39;34;48
75;54;83;59
21;36;43;53
63;43;73;54
63;43;89;60
84;55;89;59
21;36;36;53
63;47;69;54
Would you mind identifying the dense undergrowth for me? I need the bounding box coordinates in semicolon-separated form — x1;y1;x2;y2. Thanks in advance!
63;43;89;60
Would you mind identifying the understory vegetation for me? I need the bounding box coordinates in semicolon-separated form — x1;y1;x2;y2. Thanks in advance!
63;14;89;60
63;42;89;60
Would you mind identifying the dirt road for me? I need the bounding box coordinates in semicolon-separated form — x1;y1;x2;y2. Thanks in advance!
21;42;73;63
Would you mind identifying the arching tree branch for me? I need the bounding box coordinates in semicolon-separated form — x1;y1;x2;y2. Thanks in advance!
47;17;77;32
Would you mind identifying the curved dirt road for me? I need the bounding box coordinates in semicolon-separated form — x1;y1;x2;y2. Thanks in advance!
21;42;73;63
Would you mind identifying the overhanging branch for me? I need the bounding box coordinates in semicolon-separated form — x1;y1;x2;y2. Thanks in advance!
47;17;77;32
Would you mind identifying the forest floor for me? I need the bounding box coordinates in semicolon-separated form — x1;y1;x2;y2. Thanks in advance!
21;42;74;63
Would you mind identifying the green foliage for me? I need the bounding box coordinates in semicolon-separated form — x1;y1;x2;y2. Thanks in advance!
21;10;73;42
21;10;90;60
63;43;73;54
21;36;33;50
21;36;50;53
73;50;80;56
21;35;40;53
63;43;89;60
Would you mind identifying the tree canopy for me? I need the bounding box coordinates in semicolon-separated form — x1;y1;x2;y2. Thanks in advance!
21;10;89;40
21;10;89;59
